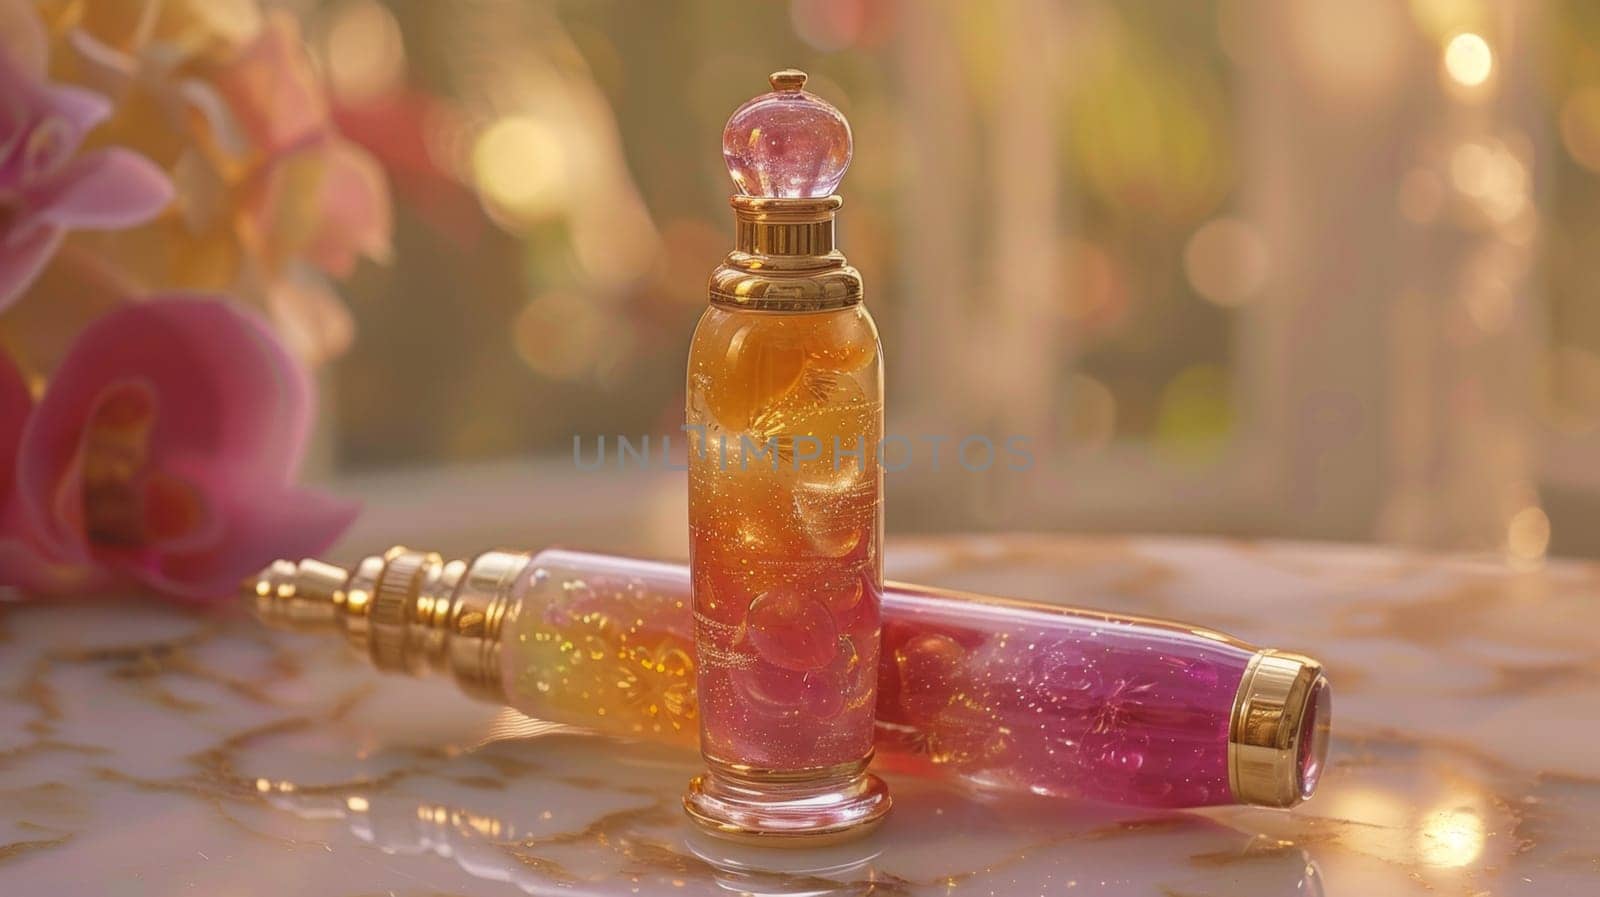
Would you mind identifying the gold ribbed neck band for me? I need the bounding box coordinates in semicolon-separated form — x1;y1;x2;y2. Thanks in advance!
710;195;862;312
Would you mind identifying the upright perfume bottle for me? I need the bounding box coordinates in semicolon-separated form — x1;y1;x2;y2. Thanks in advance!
684;70;889;841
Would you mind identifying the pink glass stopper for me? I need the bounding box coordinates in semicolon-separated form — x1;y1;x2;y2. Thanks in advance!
723;70;852;198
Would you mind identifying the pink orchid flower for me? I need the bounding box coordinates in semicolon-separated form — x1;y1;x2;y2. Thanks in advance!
0;297;357;602
0;30;173;311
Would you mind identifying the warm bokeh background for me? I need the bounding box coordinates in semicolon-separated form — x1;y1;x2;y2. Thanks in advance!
302;0;1600;561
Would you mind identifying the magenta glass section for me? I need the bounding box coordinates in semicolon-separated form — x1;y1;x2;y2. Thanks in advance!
722;83;852;198
875;586;1254;807
500;550;1258;808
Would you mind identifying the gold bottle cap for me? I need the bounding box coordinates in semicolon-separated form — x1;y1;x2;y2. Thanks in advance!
713;69;861;312
245;548;527;703
252;557;349;629
769;69;808;91
1228;650;1332;808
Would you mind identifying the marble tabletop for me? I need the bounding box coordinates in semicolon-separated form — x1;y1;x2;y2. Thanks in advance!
3;532;1597;895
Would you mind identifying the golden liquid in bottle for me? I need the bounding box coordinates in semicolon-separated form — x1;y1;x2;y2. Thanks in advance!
686;304;884;772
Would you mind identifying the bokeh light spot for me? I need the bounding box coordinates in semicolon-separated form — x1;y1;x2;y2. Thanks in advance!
1449;141;1495;196
1442;32;1493;89
1061;239;1127;329
1183;218;1269;307
513;291;607;382
472;117;568;225
1062;374;1117;453
1155;365;1234;463
1559;86;1600;173
320;0;406;102
1416;806;1486;868
1449;139;1527;222
1506;507;1550;566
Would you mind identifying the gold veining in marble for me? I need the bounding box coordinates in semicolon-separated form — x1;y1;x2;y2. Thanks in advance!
2;537;1597;894
0;833;75;866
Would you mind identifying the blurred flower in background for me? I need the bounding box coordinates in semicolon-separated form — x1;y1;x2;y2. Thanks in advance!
0;3;171;312
0;0;392;372
0;0;369;602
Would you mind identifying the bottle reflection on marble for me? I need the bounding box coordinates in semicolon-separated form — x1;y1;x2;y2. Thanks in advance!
254;732;889;897
252;729;1325;897
252;546;1331;811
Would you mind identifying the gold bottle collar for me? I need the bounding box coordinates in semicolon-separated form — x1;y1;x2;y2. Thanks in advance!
709;195;862;312
1228;650;1331;808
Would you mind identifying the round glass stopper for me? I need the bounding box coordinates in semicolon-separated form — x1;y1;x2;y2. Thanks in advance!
722;70;852;198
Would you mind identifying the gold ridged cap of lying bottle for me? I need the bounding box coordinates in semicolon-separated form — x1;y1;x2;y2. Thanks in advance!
1229;650;1332;808
247;547;529;702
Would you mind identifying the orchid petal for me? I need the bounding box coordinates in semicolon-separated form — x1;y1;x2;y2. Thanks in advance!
266;266;354;366
128;485;356;602
209;11;328;154
0;223;63;312
0;349;103;593
0;347;31;498
0;534;110;594
39;84;113;136
28;148;174;228
61;29;142;100
309;139;392;276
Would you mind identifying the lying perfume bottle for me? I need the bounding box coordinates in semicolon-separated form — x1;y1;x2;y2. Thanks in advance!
685;69;888;841
250;546;1331;813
